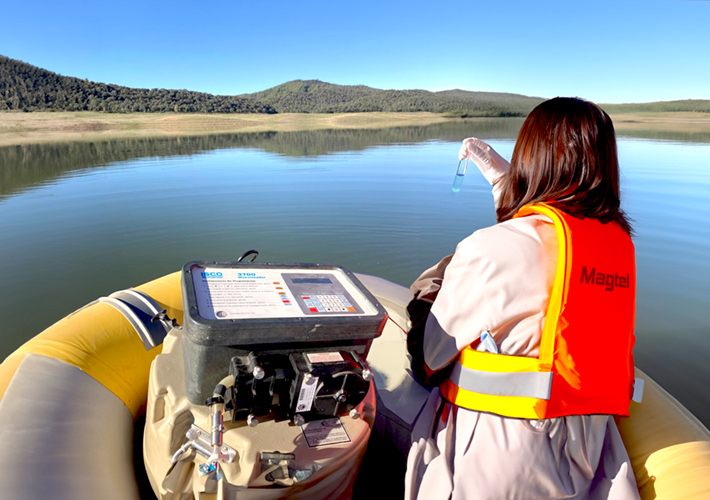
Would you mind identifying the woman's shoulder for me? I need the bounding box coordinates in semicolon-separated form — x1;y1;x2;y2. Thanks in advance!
456;214;555;261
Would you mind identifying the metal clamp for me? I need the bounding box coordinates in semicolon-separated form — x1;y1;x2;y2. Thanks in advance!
171;424;237;465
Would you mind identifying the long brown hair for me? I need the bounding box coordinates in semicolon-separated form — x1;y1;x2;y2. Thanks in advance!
496;97;632;235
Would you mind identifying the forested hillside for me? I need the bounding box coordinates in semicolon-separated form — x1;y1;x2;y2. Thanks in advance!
0;56;276;113
242;80;544;116
3;55;707;116
1;55;544;116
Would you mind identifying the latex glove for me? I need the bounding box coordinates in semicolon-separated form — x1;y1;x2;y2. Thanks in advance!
458;137;510;186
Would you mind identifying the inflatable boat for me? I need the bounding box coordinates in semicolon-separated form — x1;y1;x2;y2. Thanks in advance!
0;268;709;499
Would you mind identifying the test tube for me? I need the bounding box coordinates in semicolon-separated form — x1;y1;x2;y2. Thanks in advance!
452;157;469;192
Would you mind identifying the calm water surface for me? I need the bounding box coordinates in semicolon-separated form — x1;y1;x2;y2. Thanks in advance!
1;120;709;426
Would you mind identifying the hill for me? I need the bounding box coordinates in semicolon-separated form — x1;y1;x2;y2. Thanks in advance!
2;55;708;116
241;80;544;116
0;55;276;114
1;55;544;116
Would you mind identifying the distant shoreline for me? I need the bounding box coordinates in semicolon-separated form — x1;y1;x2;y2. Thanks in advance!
1;111;710;148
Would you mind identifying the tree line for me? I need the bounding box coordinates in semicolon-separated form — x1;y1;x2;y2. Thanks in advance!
1;55;544;116
0;55;276;113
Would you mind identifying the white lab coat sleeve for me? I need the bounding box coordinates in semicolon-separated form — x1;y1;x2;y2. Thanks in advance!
422;216;555;371
492;176;505;209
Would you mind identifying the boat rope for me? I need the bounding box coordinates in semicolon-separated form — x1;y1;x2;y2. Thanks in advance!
387;316;408;335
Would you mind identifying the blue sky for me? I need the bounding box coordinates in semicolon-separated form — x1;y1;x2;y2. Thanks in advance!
2;0;708;103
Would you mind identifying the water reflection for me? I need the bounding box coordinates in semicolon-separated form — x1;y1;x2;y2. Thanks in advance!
4;117;710;201
616;128;710;143
0;119;525;199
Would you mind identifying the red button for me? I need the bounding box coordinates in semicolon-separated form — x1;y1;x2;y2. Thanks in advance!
309;307;318;313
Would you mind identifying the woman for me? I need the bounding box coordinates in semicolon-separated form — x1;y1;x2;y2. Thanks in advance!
405;98;641;500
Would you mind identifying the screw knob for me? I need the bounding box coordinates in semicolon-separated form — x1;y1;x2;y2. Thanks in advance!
247;414;258;427
252;366;265;380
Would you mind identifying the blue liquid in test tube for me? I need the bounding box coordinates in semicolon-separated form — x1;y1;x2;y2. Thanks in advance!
452;173;465;192
452;158;469;192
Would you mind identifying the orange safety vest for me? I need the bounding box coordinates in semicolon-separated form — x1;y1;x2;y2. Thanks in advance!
440;203;636;419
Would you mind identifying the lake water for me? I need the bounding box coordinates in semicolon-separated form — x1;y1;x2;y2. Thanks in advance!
1;119;709;427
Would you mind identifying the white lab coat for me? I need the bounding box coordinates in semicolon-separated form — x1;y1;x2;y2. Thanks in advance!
404;214;641;500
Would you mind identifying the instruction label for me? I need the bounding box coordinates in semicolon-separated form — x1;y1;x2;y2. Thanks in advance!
301;418;351;448
193;268;301;320
295;375;319;413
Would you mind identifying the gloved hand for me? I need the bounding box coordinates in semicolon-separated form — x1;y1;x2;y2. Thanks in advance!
458;137;511;186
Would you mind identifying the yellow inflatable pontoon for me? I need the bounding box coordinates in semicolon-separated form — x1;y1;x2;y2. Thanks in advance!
0;272;708;499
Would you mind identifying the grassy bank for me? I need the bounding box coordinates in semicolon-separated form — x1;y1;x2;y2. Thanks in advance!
610;111;710;136
0;112;458;147
2;111;710;147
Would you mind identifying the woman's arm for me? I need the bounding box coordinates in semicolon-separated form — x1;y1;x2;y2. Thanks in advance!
411;216;555;383
407;232;497;385
408;139;513;385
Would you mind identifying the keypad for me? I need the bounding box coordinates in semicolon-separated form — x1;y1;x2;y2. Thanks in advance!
301;294;357;313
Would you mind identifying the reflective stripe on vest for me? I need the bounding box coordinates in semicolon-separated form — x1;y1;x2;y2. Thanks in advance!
449;362;553;399
440;203;636;419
